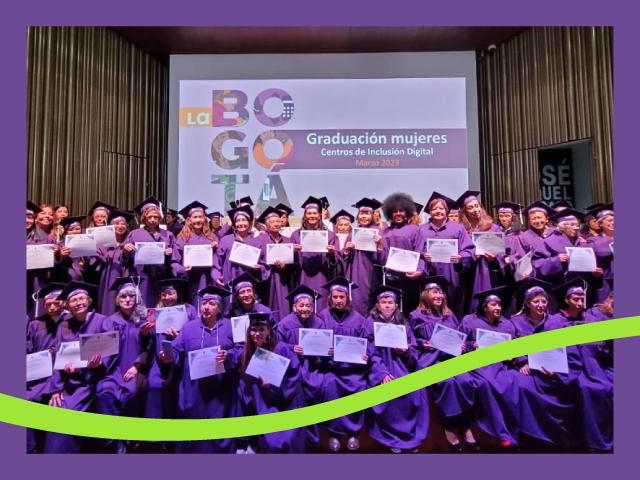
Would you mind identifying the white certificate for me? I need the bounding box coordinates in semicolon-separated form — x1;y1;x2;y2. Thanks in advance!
299;328;333;356
86;226;116;249
472;232;506;255
300;230;329;253
476;328;512;349
155;305;189;332
183;244;213;267
79;331;119;360
53;341;88;370
231;315;250;343
336;233;349;251
373;322;408;349
65;234;97;258
430;323;467;357
385;247;420;273
566;247;597;272
27;244;55;270
229;241;261;267
134;242;166;265
279;226;298;238
188;346;225;380
528;347;569;374
353;227;378;252
245;347;290;388
27;350;53;382
427;238;458;264
265;243;294;265
333;335;367;364
514;251;533;281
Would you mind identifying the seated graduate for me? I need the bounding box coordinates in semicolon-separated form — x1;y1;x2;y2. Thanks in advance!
239;312;307;453
366;285;428;453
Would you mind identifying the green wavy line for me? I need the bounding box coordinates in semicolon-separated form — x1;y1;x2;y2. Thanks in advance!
3;316;637;441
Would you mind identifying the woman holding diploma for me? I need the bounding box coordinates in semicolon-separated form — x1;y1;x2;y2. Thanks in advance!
27;202;57;317
418;192;475;320
459;287;519;449
87;201;114;228
366;285;428;453
290;196;338;312
123;196;177;307
52;216;91;284
586;205;614;303
239;312;307;453
318;278;369;451
171;201;218;302
341;197;386;316
158;285;240;453
43;282;107;453
410;276;477;452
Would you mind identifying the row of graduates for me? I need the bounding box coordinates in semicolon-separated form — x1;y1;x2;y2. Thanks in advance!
26;190;614;324
27;266;613;454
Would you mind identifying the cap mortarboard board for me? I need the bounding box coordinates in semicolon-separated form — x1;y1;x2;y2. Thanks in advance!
301;196;324;211
584;203;605;213
425;192;456;212
179;201;208;218
523;201;553;218
229;200;239;209
550;208;585;224
88;201;115;217
352;198;382;211
237;196;254;207
371;285;404;309
551;200;574;211
319;196;330;209
473;286;507;305
27;201;42;215
36;282;67;300
589;203;614;221
227;205;254;222
247;311;272;327
58;281;99;302
330;209;355;225
421;275;450;290
274;203;294;216
159;278;190;296
492;202;522;214
552;276;588;302
108;209;135;224
323;276;359;296
60;216;86;229
257;206;283;225
413;202;425;215
513;278;553;306
456;190;482;209
230;272;260;292
109;276;144;292
198;284;232;299
134;196;161;215
286;284;321;303
207;211;223;219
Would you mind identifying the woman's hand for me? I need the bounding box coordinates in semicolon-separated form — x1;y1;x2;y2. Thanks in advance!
216;349;228;365
381;374;395;384
519;364;531;376
422;340;432;351
123;365;138;382
164;247;173;257
451;254;462;264
405;271;422;279
49;392;63;407
394;347;408;357
140;320;156;337
124;243;136;253
326;245;336;256
163;328;179;339
88;354;102;369
60;246;72;257
558;253;569;263
159;351;172;364
293;345;304;355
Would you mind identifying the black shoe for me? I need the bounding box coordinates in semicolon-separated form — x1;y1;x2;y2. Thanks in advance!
462;440;480;452
447;441;463;453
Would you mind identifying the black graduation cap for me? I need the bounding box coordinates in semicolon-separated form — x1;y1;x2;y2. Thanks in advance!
247;311;272;327
88;201;115;217
589;203;614;221
371;284;404;311
133;196;162;215
229;272;260;292
237;196;254;207
301;196;324;211
109;276;144;292
27;201;42;215
421;275;450;290
58;281;99;302
330;209;355;225
159;278;190;297
523;201;553;218
257;206;283;225
425;192;456;212
274;203;294;216
512;278;553;307
286;285;321;313
550;208;585;224
323;277;358;299
198;284;232;299
229;200;239;209
208;211;223;219
352;197;382;211
473;286;508;305
319;196;330;209
59;215;86;230
492;202;522;214
552;276;588;304
551;200;574;211
179;201;208;218
413;202;425;215
36;282;67;300
584;202;605;213
456;190;481;209
108;209;135;224
227;205;254;222
165;207;179;216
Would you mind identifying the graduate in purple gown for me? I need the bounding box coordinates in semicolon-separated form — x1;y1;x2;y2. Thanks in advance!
380;193;425;314
123;196;177;307
213;205;266;286
317;278;370;451
208;211;224;237
289;196;339;312
580;203;604;241
514;201;555;265
586;205;614;303
366;285;428;453
330;209;354;255
239;312;307;453
27;202;57;318
410;276;478;451
258;206;297;323
171;201;218;302
459;287;520;448
275;203;293;227
418;192;475;320
158;285;241;453
52;216;90;284
511;278;583;449
492;201;525;285
164;208;184;237
43;282;108;453
227;272;273;318
87;201;115;228
26;283;66;453
94;209;135;316
341;198;386;316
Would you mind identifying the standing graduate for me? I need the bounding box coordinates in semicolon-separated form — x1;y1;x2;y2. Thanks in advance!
172;201;218;302
366;285;428;453
515;201;555;265
227;272;272;318
410;276;477;452
275;203;294;227
239;312;307;453
27;202;56;317
492;201;524;269
43;282;107;453
123;196;177;307
158;285;241;453
318;278;369;451
290;196;339;311
459;287;520;448
418;192;475;320
52;216;90;284
87;201;115;228
164;208;184;237
53;204;70;242
330;209;354;254
341;198;386;316
586;204;614;303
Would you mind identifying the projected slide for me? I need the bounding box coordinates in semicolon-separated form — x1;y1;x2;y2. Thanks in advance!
178;78;468;215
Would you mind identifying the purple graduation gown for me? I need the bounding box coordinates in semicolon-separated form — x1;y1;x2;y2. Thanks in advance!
43;311;107;453
261;232;297;322
467;224;507;313
212;232;267;285
289;229;339;312
26;230;55;317
586;234;614;303
515;227;554;263
52;240;88;284
93;243;128;316
171;317;241;453
123;228;177;307
366;315;428;450
410;309;477;419
172;233;217;302
238;341;307;453
459;313;520;444
417;220;475;319
531;230;583;285
318;308;369;437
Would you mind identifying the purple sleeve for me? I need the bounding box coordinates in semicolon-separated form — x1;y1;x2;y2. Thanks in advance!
531;240;564;280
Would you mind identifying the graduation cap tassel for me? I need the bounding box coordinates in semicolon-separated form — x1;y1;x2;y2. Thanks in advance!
32;292;39;319
518;208;524;228
382;267;387;286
